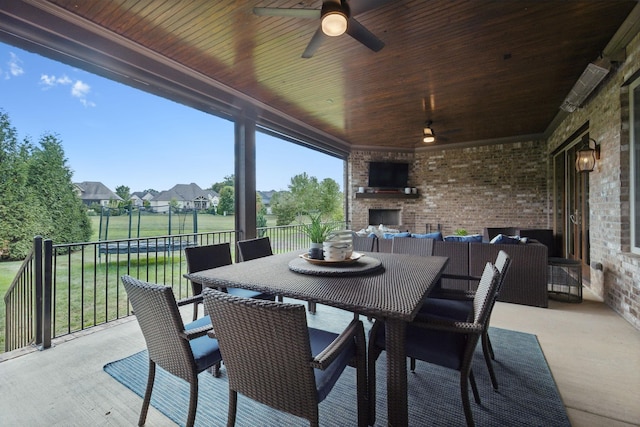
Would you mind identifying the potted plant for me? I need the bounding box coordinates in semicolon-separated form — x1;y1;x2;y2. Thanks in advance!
301;212;335;259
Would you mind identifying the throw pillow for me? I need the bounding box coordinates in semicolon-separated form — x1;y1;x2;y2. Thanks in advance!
411;231;444;241
490;234;522;244
444;234;483;242
382;232;411;239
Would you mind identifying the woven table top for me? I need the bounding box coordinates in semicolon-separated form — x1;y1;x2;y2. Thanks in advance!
187;251;448;321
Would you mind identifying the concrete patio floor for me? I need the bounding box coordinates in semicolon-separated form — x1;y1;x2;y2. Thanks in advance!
0;288;638;426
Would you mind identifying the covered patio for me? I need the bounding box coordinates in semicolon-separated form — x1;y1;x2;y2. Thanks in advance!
1;1;640;425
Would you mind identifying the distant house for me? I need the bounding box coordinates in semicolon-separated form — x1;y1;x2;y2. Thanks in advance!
74;181;122;206
130;191;155;207
257;190;277;214
150;183;219;213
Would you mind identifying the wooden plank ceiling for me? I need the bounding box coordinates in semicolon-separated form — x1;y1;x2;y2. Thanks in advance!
38;1;639;150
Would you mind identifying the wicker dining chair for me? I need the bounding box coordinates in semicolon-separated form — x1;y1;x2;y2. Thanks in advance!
391;236;435;257
352;234;376;252
237;236;317;314
368;262;501;427
202;287;368;427
418;250;512;390
236;236;273;261
121;275;223;427
185;243;275;321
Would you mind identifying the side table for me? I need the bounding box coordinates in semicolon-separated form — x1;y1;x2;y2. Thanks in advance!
547;257;583;302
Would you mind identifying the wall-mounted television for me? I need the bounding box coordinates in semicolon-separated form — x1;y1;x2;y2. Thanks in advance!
368;162;409;188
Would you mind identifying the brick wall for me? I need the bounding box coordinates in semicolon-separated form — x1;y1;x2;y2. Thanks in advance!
547;31;640;329
349;141;549;236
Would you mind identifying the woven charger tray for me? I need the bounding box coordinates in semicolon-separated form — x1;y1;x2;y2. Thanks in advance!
288;254;383;276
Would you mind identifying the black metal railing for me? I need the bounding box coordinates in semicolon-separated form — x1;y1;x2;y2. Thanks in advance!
3;221;348;352
3;242;36;352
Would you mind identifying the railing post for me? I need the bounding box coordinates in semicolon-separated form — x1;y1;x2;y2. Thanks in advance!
42;239;53;349
34;236;43;348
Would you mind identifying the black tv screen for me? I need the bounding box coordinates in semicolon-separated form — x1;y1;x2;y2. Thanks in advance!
368;162;409;188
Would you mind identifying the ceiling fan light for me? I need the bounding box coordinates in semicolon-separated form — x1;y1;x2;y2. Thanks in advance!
422;126;435;143
322;12;347;36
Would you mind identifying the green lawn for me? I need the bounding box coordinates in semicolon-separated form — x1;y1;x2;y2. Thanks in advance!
90;211;245;241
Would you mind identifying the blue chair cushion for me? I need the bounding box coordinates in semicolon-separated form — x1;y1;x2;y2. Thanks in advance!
417;298;472;322
411;231;443;241
373;322;466;371
308;327;355;402
184;316;222;372
226;287;272;300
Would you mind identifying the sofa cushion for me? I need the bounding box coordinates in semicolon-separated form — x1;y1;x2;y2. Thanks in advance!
490;234;522;244
411;231;443;241
382;231;411;239
444;234;483;242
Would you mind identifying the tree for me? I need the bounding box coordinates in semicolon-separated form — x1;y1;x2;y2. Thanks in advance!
211;175;234;193
27;134;92;245
0;110;91;259
115;185;131;200
275;173;343;220
256;193;268;236
0;111;47;259
115;185;132;210
289;172;320;214
217;186;234;215
270;191;297;226
318;178;344;221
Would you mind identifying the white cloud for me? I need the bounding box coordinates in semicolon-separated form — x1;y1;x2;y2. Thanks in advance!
2;52;24;80
8;52;24;77
40;73;72;88
71;80;96;107
39;74;96;107
71;80;90;98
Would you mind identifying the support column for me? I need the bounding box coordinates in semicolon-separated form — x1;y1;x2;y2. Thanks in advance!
234;111;257;242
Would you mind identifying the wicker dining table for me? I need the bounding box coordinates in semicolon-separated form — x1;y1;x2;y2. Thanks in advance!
186;250;448;426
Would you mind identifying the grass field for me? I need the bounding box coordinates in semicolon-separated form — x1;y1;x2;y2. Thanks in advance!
90;211;250;241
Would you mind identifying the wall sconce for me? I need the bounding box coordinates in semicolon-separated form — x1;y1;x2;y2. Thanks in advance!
423;121;435;143
575;138;601;173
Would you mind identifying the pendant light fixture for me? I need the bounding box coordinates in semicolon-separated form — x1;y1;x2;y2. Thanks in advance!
423;121;435;143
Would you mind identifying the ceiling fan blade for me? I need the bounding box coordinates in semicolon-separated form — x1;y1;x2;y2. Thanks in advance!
349;0;396;16
302;27;328;58
253;7;320;19
346;18;384;52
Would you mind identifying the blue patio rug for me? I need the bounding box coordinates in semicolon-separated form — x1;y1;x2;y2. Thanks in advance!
105;321;570;426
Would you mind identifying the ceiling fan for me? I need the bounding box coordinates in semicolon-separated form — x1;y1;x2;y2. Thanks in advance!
253;0;392;58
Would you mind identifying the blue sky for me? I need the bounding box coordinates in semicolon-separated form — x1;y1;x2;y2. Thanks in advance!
0;42;344;193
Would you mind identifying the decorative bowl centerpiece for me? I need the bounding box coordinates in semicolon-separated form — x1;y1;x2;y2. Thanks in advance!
323;230;354;261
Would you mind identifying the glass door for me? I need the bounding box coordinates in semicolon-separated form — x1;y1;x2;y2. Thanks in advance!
553;136;591;280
